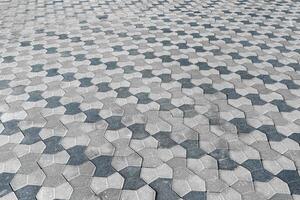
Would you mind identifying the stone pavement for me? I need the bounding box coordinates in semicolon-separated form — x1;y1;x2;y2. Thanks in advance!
0;0;300;199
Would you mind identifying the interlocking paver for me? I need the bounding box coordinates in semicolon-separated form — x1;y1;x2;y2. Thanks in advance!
0;0;300;199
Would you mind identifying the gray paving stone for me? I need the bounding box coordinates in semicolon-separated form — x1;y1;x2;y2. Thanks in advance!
92;156;116;177
149;178;180;200
0;173;14;197
100;188;121;200
15;185;40;200
1;0;300;199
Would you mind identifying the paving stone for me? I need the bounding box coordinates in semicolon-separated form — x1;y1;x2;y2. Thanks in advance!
42;136;64;154
181;140;206;159
128;123;150;140
0;173;15;197
140;163;173;184
120;185;156;200
99;188;121;200
1;0;300;199
92;156;116;177
183;191;207;200
90;173;124;194
69;187;97;200
21;127;42;145
105;116;125;130
119;166;146;190
277;170;300;195
15;185;41;200
66;145;89;166
149;178;180;200
242;159;274;182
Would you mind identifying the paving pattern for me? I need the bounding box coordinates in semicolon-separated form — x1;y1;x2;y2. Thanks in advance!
0;0;300;199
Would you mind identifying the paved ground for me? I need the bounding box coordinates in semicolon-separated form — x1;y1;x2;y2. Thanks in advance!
0;0;300;199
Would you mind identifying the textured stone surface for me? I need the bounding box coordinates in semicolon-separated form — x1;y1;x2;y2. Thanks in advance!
0;0;300;199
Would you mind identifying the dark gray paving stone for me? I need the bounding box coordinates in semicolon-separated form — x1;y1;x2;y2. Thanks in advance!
79;78;93;87
115;87;132;98
270;193;293;200
1;120;20;135
128;49;139;55
143;52;157;60
199;84;218;94
280;80;300;89
229;52;243;60
149;178;180;200
135;93;153;104
270;100;295;112
140;69;154;78
242;159;273;182
67;146;89;165
257;75;277;84
218;158;238;170
210;149;238;170
89;58;102;65
123;65;136;74
2;56;15;63
70;37;81;42
216;66;231;74
230;118;255;134
178;78;195;88
64;102;82;115
258;125;286;141
84;109;102;123
247;55;262;63
0;173;14;197
58;34;68;40
105;116;125;130
33;44;44;50
119;166;146;190
267;59;284;68
74;54;86;61
31;64;44;72
181;140;206;159
277;170;300;194
46;47;57;54
179;104;198;118
245;94;267;105
105;61;119;70
92;156;116;177
183;191;206;200
112;45;124;52
153;132;177;148
156;98;176;111
159;55;174;63
46;96;62;108
127;123;150;139
43;136;64;154
28;91;44;102
236;70;255;80
97;82;112;92
251;169;274;182
46;68;59;77
288;133;300;143
15;185;40;200
178;58;192;66
62;73;76;82
158;74;173;83
21;127;42;145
